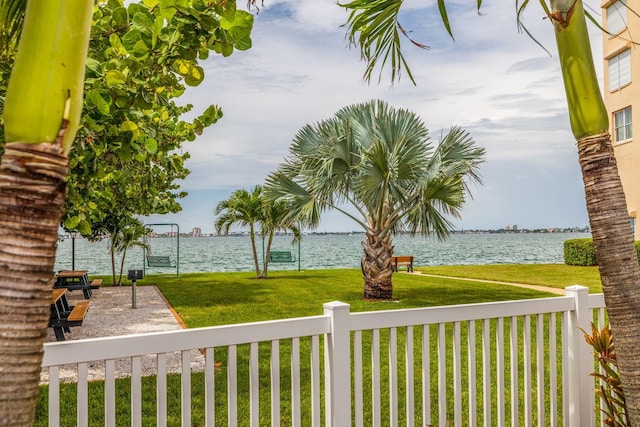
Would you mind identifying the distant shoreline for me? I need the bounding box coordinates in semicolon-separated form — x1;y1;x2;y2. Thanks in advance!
154;228;591;238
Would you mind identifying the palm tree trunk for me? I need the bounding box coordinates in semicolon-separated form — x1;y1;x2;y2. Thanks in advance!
0;142;68;425
361;228;394;300
577;132;640;424
249;225;262;278
550;0;640;420
263;230;275;278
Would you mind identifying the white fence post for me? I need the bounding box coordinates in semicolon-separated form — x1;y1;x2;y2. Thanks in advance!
324;301;351;427
565;285;593;427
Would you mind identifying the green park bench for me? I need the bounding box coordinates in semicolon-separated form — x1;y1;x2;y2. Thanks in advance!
269;251;296;263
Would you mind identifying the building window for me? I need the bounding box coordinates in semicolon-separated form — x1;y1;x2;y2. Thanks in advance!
614;107;632;143
607;0;627;35
609;49;631;91
631;217;636;238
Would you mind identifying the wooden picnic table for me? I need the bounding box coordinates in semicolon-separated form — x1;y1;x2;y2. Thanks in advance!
54;270;101;298
49;288;90;341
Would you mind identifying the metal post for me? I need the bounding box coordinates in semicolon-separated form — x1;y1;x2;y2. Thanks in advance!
70;230;78;270
131;279;137;308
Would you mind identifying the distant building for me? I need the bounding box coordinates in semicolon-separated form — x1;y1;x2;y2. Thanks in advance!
505;224;518;231
190;227;202;237
601;1;638;236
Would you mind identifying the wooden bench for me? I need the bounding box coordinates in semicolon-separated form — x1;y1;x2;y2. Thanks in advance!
269;251;296;263
90;278;102;289
391;255;414;272
49;290;91;341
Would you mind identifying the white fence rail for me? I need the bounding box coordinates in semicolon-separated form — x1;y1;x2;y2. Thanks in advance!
41;286;607;426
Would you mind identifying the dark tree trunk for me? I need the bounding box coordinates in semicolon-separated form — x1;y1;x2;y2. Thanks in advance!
578;131;640;424
0;142;68;425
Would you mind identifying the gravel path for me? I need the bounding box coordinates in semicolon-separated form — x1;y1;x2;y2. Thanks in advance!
42;286;205;383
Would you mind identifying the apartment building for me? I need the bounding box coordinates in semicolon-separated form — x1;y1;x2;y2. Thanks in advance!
602;0;639;235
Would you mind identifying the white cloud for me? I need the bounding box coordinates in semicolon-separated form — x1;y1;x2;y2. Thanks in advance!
162;0;606;233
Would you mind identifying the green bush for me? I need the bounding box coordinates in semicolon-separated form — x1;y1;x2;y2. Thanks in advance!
564;238;597;266
564;238;640;266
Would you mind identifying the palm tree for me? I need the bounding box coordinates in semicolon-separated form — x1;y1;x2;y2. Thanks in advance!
0;0;93;424
264;100;485;300
215;186;266;277
103;217;149;286
215;186;302;278
339;0;640;421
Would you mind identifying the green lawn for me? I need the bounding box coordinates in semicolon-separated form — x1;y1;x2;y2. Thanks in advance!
418;263;602;293
38;265;600;426
150;267;566;329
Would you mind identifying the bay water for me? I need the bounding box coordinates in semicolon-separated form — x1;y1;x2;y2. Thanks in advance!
54;232;591;276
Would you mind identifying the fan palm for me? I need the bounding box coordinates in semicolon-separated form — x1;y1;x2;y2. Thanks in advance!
264;100;485;300
0;0;93;424
339;0;640;421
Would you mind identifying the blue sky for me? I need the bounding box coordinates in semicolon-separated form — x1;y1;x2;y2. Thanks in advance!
146;0;604;234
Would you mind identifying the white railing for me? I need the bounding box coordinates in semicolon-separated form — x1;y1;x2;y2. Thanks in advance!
41;285;606;427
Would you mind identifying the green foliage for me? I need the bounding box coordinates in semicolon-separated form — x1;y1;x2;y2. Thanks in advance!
584;323;630;427
564;238;597;266
564;238;640;267
264;100;485;240
0;0;254;236
214;186;301;278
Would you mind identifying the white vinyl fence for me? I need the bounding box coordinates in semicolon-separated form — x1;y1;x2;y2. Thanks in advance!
41;285;607;426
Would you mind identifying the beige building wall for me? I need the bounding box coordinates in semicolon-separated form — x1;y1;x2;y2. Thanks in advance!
602;0;639;236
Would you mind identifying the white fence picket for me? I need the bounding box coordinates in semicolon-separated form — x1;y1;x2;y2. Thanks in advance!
250;342;259;427
270;340;280;427
468;320;477;427
389;327;398;427
353;330;363;427
204;348;214;426
496;317;505;427
405;326;415;427
310;335;321;427
510;316;519;427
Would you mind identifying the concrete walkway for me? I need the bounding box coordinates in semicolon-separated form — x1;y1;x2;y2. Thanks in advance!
404;271;565;295
42;286;203;383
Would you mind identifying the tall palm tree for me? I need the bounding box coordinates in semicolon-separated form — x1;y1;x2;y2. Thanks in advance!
0;0;93;424
339;0;640;421
264;100;485;300
215;186;266;277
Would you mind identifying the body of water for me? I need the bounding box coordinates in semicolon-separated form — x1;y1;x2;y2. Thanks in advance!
54;232;591;276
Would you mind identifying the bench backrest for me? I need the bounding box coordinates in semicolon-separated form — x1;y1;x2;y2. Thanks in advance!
392;256;413;263
269;251;295;263
147;256;174;267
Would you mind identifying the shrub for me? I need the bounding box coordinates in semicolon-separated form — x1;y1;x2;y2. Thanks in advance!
583;323;630;427
564;238;596;266
564;239;640;266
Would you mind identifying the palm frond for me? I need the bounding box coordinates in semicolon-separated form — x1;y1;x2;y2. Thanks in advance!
341;0;424;84
0;0;25;51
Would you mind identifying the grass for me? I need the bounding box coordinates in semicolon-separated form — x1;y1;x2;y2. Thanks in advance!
37;264;600;426
418;263;602;293
151;267;567;328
